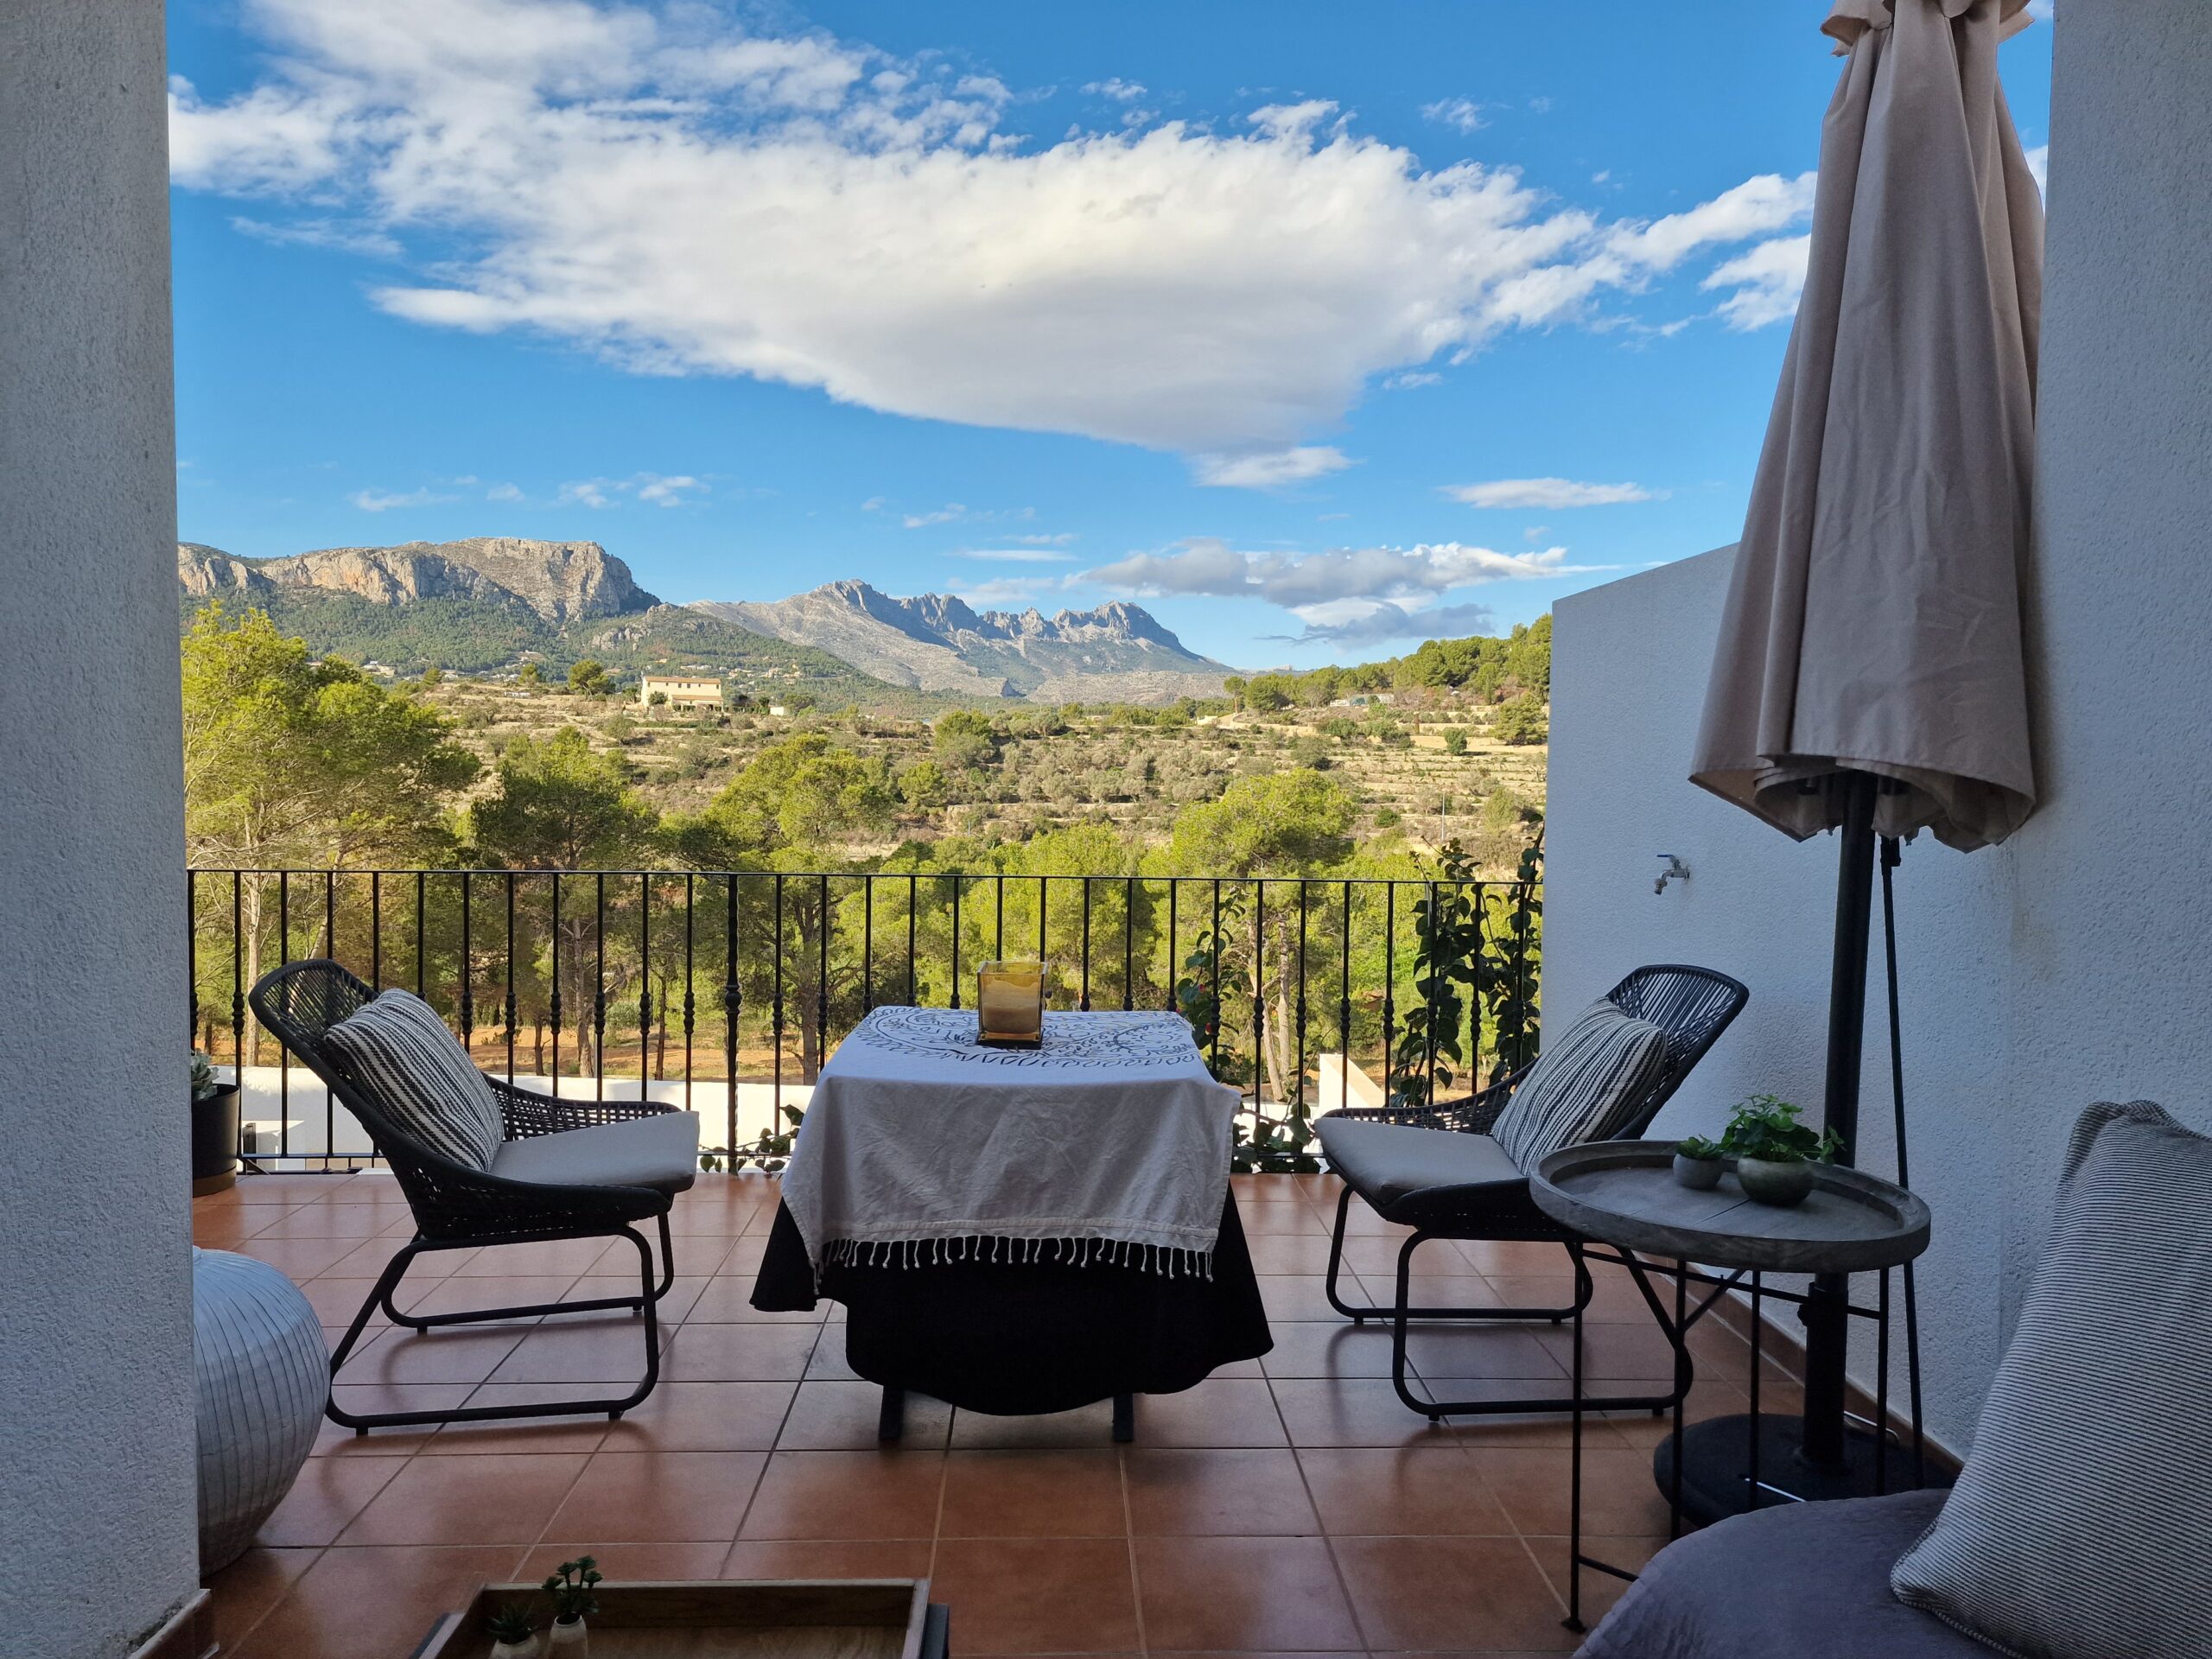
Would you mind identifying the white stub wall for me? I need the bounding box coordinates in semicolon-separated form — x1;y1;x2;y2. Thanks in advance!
0;4;199;1654
1544;0;2212;1452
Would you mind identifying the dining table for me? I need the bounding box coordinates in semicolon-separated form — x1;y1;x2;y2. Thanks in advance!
748;1004;1274;1439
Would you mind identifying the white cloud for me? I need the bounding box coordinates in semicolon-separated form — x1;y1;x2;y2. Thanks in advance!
559;473;706;509
1087;537;1599;640
350;485;454;511
901;503;1034;528
1005;531;1077;546
636;473;706;506
1422;98;1486;135
1383;370;1442;390
1084;78;1147;102
953;548;1079;563
486;481;524;502
954;575;1071;607
230;216;402;257
1445;477;1655;509
1702;233;1811;329
170;2;1830;458
2024;143;2049;194
1192;447;1352;490
1277;598;1503;648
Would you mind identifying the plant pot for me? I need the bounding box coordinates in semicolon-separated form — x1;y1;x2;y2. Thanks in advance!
489;1639;540;1659
1736;1156;1816;1207
546;1616;588;1657
192;1084;240;1191
1671;1152;1725;1191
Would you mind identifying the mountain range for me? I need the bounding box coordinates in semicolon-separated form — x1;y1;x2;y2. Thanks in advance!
176;537;1230;705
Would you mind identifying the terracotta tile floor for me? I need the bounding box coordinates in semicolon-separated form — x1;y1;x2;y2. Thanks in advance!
194;1171;1771;1658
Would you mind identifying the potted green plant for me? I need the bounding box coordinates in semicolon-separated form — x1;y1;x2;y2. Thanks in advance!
1670;1134;1726;1190
1719;1095;1840;1206
485;1604;539;1659
190;1049;241;1193
542;1556;602;1655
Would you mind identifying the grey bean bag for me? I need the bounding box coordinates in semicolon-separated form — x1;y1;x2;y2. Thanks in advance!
1576;1491;1987;1659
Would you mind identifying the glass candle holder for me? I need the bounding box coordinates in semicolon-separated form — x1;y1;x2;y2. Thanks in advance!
976;960;1045;1047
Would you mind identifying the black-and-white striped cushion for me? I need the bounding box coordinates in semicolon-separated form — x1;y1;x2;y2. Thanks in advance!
1890;1101;2212;1658
321;988;504;1170
1491;998;1669;1173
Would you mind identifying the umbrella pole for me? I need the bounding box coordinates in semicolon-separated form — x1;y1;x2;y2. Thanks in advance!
1800;768;1878;1467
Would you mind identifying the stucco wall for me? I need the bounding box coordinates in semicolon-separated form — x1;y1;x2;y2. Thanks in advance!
1544;0;2212;1452
0;4;200;1655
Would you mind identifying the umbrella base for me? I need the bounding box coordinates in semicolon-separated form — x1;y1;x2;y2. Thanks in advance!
1653;1414;1951;1526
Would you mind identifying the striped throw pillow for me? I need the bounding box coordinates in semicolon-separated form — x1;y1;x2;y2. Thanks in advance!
1491;998;1669;1173
1890;1102;2212;1659
321;988;504;1170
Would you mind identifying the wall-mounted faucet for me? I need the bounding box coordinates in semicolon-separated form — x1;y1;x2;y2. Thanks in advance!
1654;854;1691;896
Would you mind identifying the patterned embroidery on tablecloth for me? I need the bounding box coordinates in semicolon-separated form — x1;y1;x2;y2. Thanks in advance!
846;1005;1201;1068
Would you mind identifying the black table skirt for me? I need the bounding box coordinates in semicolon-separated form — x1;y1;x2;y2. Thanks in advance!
751;1192;1273;1416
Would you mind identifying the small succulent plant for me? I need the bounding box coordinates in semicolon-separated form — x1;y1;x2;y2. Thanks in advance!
543;1556;603;1624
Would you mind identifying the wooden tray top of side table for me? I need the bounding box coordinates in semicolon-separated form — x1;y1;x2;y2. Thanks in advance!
1531;1139;1930;1275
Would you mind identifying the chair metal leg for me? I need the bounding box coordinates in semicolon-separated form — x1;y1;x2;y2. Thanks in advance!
1323;1185;1368;1322
1329;1190;1589;1325
327;1223;664;1432
384;1213;679;1332
1386;1230;1689;1420
879;1387;906;1442
1112;1393;1135;1443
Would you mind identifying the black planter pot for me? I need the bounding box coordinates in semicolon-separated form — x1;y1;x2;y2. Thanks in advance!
193;1084;241;1190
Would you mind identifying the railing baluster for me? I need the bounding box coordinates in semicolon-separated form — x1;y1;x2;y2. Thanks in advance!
1252;878;1266;1134
1122;874;1134;1011
550;873;563;1091
772;874;785;1118
1424;877;1440;1110
1081;877;1093;1011
683;872;696;1112
1295;880;1310;1122
1382;882;1396;1105
906;874;917;1006
371;870;382;990
1166;880;1178;1014
594;871;607;1103
1339;880;1353;1111
723;873;741;1160
277;870;290;1157
459;870;474;1056
994;874;1005;962
231;872;245;1151
415;869;425;999
862;876;874;1014
187;869;198;1048
950;875;963;1009
639;871;652;1100
1037;874;1048;981
505;872;517;1084
1209;878;1222;1076
817;871;830;1077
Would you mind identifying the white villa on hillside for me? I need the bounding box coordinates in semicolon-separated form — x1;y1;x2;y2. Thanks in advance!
638;671;723;709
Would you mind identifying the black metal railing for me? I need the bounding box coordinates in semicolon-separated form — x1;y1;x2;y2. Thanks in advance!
187;868;1540;1173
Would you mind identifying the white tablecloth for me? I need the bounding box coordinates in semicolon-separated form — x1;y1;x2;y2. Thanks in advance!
779;1006;1239;1280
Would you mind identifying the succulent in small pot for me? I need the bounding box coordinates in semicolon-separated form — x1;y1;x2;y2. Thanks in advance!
1719;1095;1840;1207
543;1557;602;1656
486;1604;539;1659
190;1049;242;1186
1671;1134;1726;1190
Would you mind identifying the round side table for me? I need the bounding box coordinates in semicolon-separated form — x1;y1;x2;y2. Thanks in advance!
1529;1140;1934;1632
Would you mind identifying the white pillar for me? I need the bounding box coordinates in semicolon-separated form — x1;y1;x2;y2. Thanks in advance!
0;4;200;1655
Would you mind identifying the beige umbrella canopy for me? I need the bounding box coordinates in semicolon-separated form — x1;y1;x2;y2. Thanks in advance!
1691;0;2044;853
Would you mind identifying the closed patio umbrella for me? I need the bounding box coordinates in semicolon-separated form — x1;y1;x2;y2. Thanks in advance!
1682;0;2043;1510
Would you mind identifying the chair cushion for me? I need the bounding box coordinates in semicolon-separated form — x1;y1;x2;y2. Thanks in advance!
489;1110;702;1196
1316;1117;1529;1229
321;989;503;1170
1490;997;1669;1172
1889;1101;2212;1659
1580;1490;1981;1659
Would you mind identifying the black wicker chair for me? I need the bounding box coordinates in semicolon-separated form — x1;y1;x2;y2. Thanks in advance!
250;958;698;1432
1317;963;1748;1421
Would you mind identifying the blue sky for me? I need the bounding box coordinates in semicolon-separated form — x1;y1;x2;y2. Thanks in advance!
168;1;2052;671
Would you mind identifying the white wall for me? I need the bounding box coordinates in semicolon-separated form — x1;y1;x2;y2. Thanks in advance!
0;5;200;1655
1544;0;2212;1452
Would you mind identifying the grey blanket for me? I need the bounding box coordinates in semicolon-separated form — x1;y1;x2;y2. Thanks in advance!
1577;1491;1993;1659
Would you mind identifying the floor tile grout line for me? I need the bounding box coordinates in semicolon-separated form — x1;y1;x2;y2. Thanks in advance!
1116;1442;1148;1658
1265;1367;1371;1651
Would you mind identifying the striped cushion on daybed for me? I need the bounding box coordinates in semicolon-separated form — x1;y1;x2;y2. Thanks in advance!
321;988;504;1170
1491;997;1669;1173
1890;1101;2212;1659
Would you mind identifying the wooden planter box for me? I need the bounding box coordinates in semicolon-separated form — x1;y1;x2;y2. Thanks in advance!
412;1579;949;1659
